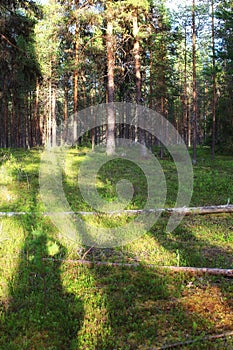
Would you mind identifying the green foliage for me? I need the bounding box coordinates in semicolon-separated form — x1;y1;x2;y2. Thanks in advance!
0;149;233;349
121;0;150;12
215;0;233;153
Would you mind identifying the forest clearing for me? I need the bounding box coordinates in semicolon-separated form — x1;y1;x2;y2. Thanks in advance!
0;0;233;349
0;147;233;349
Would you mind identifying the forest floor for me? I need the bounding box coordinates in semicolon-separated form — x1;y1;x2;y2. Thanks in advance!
0;147;233;349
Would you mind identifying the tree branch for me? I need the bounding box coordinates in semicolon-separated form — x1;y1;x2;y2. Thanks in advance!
42;258;233;277
155;331;233;349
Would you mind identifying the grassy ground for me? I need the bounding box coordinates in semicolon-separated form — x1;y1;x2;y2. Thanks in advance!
0;147;233;349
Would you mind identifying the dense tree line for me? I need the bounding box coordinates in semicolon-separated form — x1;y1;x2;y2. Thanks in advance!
0;0;232;156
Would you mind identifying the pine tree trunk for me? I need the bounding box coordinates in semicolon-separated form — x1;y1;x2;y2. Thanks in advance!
73;6;79;143
183;24;189;146
63;74;68;142
4;93;9;148
192;0;197;164
34;78;40;145
133;12;147;157
52;87;56;147
106;4;115;156
211;0;216;160
48;77;52;147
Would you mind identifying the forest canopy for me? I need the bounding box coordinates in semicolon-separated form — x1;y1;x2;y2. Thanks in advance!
0;0;232;157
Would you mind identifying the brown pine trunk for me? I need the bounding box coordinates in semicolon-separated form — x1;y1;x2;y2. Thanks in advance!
4;88;9;148
106;3;115;156
73;6;79;143
211;0;216;160
52;87;56;147
192;0;197;164
24;94;29;149
149;49;153;109
133;17;142;104
183;24;188;146
133;13;140;143
34;78;40;145
133;12;147;157
48;77;52;147
63;74;69;142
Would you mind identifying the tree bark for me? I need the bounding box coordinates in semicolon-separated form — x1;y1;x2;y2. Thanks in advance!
183;23;189;146
3;204;233;217
211;0;216;160
52;86;56;147
192;0;198;164
42;258;233;277
132;12;147;157
73;4;79;143
106;3;115;156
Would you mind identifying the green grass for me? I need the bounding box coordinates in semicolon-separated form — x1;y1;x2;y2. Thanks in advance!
0;147;233;349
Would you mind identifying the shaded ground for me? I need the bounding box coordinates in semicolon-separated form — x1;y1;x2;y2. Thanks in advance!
0;148;233;349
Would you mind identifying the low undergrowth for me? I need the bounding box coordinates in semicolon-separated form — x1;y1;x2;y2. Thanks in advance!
0;147;233;349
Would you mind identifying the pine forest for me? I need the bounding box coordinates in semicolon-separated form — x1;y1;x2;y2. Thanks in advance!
0;0;232;157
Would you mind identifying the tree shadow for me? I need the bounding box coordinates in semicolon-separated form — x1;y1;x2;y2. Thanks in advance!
2;149;232;349
79;214;233;349
152;216;233;269
61;149;233;348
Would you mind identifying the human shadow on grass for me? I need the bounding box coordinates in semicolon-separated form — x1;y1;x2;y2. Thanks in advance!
1;149;86;350
0;221;84;350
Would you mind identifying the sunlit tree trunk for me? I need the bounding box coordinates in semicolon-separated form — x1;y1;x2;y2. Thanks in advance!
63;74;69;142
192;0;197;164
3;81;9;148
133;12;140;144
73;1;79;143
106;2;115;156
211;0;216;160
52;87;56;147
34;78;40;145
183;23;189;146
48;76;52;147
132;11;147;157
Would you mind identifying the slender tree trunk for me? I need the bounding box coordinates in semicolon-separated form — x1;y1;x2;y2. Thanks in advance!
48;77;52;147
133;12;147;157
211;0;216;160
24;94;29;149
133;16;142;105
73;4;79;143
63;74;69;142
29;91;33;148
149;49;153;109
3;84;9;148
192;0;197;164
34;78;40;145
106;3;115;156
133;13;140;143
52;87;56;147
183;23;188;146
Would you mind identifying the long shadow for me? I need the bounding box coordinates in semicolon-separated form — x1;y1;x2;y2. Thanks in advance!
0;218;84;350
2;149;232;349
62;149;233;349
79;215;233;349
151;216;233;269
0;149;84;349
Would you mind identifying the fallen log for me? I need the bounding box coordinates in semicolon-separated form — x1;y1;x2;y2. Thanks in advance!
42;258;233;277
1;204;233;217
155;330;233;349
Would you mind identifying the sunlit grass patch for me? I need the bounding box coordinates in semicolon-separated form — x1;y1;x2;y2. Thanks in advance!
0;148;233;349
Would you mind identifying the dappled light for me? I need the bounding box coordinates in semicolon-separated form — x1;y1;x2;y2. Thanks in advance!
1;0;233;348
